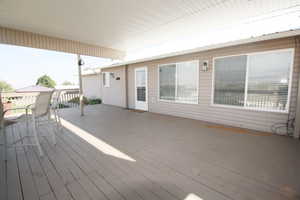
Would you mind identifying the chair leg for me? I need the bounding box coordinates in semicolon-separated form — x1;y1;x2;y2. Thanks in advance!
55;109;63;131
48;112;56;145
32;115;43;157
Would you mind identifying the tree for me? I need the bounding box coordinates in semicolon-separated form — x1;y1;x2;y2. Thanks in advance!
0;80;14;92
62;81;73;86
36;75;56;88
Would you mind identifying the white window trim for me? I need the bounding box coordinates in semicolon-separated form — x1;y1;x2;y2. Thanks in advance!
103;72;110;87
158;60;199;105
211;48;295;113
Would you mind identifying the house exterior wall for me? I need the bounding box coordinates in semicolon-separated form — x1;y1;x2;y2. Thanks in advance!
82;74;102;99
101;66;126;107
104;36;300;133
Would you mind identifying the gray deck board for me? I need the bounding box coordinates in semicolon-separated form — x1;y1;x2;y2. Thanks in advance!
5;125;23;200
15;123;54;198
12;124;39;200
1;105;300;200
59;127;176;200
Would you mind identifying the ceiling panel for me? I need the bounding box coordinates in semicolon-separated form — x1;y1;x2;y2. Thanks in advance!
0;0;299;59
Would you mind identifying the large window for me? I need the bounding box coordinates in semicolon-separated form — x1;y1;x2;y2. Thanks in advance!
159;60;198;104
213;49;293;112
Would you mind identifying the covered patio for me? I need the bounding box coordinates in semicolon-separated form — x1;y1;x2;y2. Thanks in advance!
1;1;300;200
1;105;299;200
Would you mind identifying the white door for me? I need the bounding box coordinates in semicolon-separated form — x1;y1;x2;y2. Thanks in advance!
135;67;148;111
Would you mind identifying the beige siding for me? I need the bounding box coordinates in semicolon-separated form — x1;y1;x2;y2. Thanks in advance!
82;74;102;99
125;37;300;133
0;26;125;59
102;67;126;107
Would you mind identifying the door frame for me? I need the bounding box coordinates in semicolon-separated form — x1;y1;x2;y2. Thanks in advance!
134;66;148;111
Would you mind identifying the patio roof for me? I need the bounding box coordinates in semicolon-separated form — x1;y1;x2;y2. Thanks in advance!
1;0;300;59
0;27;125;60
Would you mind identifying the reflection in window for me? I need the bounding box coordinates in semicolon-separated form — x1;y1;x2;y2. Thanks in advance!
159;61;198;104
159;64;176;101
246;51;292;111
213;49;293;112
214;55;247;106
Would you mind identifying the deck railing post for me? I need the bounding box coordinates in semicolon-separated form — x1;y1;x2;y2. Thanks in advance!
77;54;84;116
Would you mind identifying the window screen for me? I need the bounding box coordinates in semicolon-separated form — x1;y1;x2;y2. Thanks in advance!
213;49;293;112
246;51;292;111
159;64;176;101
177;61;198;103
137;87;146;101
214;55;247;106
159;61;198;103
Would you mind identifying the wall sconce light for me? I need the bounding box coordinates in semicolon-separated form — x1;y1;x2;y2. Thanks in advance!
201;60;209;72
78;58;85;66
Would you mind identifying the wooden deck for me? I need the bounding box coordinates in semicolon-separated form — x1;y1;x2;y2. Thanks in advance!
1;105;300;200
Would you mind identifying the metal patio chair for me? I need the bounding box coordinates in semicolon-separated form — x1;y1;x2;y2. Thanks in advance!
0;91;55;158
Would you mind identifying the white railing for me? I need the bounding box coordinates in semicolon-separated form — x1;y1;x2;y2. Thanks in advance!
58;90;80;108
1;89;80;117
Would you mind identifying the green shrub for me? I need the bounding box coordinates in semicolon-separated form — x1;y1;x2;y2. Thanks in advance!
68;96;89;105
58;103;70;109
88;98;102;105
68;97;102;105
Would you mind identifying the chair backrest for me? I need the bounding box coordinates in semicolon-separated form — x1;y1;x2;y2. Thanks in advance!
51;90;62;109
33;91;54;117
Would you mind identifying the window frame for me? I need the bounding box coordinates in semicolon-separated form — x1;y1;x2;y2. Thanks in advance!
158;60;199;105
211;48;294;113
103;72;110;87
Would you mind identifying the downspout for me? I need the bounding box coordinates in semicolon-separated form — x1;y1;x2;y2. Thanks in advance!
77;54;84;116
125;65;129;109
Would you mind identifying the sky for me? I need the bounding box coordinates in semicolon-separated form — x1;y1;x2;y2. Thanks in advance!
0;44;111;89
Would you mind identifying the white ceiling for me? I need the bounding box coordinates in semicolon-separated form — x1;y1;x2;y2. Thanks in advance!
1;0;300;60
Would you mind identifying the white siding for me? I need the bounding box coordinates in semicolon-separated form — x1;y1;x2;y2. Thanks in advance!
102;67;126;107
126;36;300;133
102;36;299;133
82;74;102;99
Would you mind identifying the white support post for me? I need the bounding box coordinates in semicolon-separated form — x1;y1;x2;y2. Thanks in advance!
77;54;84;116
